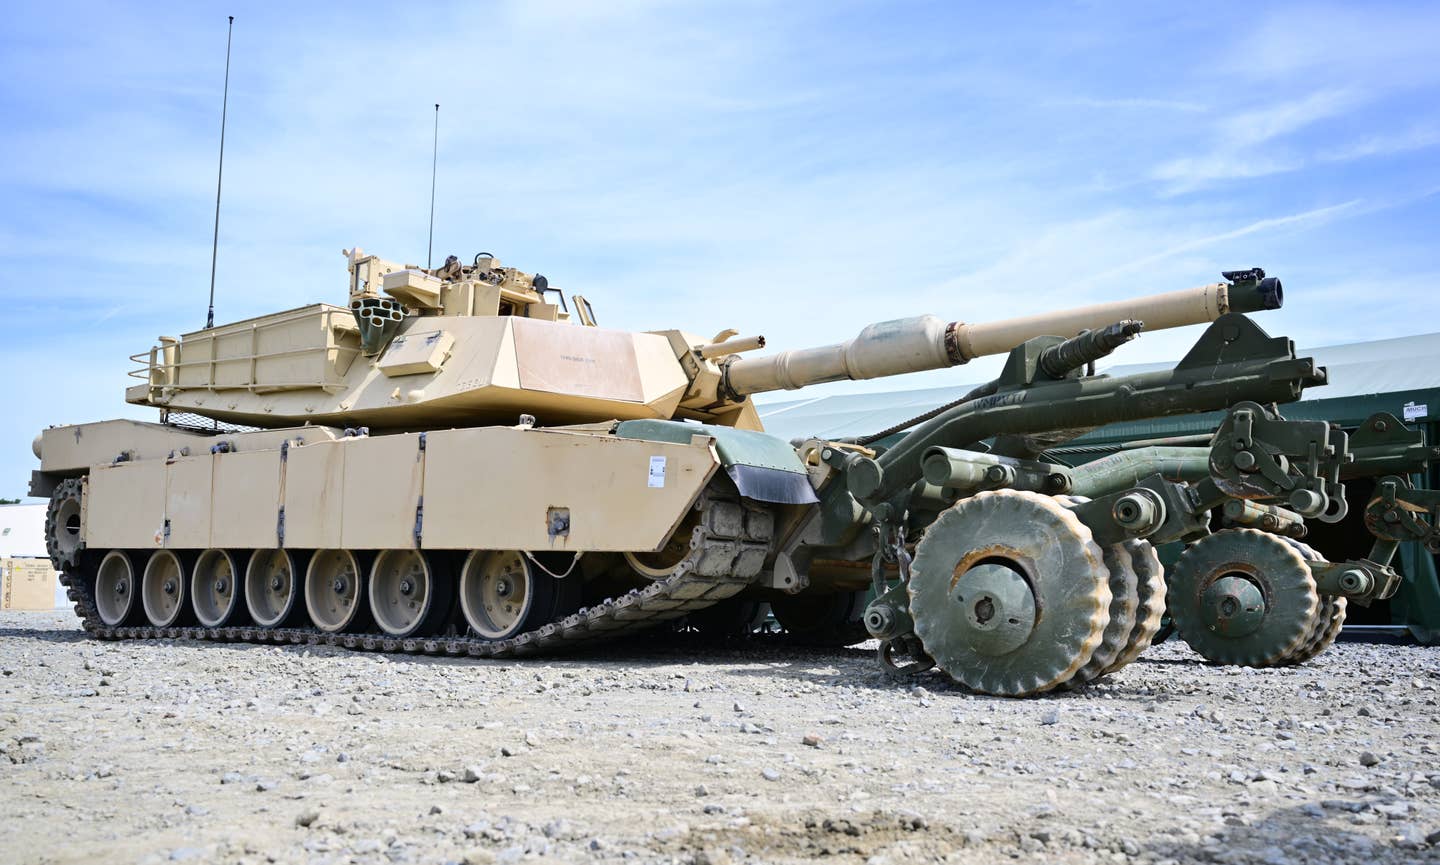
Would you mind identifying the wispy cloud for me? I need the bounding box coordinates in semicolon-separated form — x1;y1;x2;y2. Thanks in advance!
1074;201;1362;287
1061;97;1209;113
1152;90;1362;192
1220;90;1362;148
1318;125;1440;163
1233;4;1440;88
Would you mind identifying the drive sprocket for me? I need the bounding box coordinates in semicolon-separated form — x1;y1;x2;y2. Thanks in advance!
908;489;1111;697
45;477;85;571
1169;528;1318;667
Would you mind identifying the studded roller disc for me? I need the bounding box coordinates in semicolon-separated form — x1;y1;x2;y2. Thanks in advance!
908;489;1111;697
1281;537;1323;561
1051;495;1139;687
1071;542;1139;686
1169;528;1318;667
1275;538;1347;665
1285;596;1347;664
44;477;85;571
1278;538;1326;654
1103;539;1166;675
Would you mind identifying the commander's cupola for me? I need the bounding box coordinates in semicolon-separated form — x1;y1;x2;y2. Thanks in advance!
344;247;598;357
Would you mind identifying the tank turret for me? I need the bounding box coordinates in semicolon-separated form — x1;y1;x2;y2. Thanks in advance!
127;250;1282;433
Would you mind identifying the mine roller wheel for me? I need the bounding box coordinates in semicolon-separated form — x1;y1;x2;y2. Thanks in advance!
1103;539;1166;675
1053;495;1139;687
460;550;556;640
305;549;370;634
624;507;703;580
772;590;869;647
1169;528;1318;667
686;597;771;642
1070;541;1139;686
245;549;308;628
908;489;1111;697
371;549;452;638
45;477;85;571
141;550;194;628
94;550;144;627
1285;596;1347;664
192;550;245;627
1275;538;1347;666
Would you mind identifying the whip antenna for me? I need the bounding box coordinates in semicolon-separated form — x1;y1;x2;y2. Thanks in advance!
205;15;234;330
427;102;439;269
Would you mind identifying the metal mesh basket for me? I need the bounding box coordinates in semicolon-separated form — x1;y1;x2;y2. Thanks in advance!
160;410;261;435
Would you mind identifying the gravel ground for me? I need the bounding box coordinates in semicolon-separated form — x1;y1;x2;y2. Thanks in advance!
1;610;1438;865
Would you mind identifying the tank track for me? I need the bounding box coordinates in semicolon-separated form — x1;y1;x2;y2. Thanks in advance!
57;485;773;659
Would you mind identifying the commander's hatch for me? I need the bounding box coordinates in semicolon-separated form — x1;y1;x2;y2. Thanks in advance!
572;295;598;326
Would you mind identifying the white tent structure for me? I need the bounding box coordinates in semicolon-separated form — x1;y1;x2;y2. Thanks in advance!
0;503;48;557
0;503;60;609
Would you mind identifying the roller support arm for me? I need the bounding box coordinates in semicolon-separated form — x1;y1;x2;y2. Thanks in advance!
868;313;1320;502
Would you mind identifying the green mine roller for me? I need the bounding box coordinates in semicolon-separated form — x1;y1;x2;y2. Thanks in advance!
39;250;1395;696
1155;409;1440;667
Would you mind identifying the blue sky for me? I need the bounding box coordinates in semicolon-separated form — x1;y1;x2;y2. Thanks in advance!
3;1;1438;498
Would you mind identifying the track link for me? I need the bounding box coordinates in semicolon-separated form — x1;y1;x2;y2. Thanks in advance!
58;485;773;659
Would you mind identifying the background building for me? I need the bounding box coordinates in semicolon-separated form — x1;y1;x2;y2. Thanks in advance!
0;503;60;609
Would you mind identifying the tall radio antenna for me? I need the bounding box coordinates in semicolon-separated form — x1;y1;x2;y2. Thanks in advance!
205;15;235;330
427;102;439;269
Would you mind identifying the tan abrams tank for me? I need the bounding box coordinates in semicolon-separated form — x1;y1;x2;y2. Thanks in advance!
37;248;1341;695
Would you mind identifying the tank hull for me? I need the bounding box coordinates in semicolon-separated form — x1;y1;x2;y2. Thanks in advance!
41;418;786;650
53;421;726;554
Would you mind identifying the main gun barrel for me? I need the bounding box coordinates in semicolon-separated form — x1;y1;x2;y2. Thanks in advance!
722;270;1281;398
